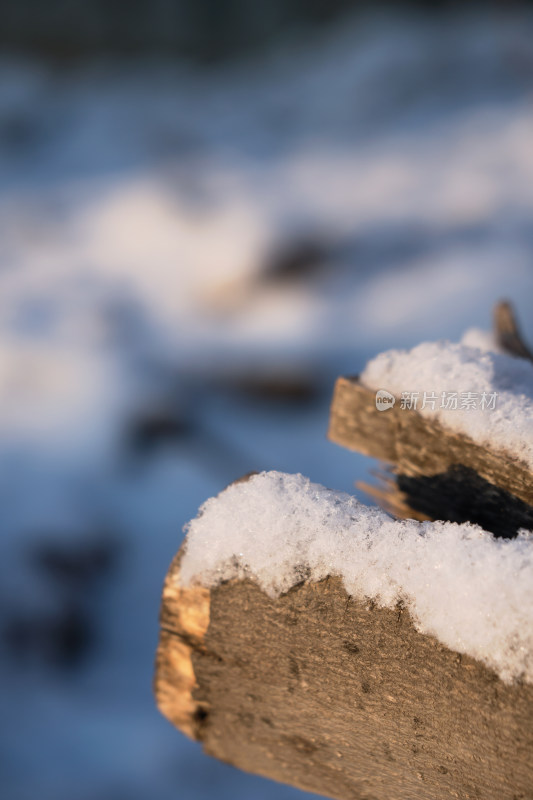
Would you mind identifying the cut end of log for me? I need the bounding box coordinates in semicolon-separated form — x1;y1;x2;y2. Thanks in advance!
154;551;210;740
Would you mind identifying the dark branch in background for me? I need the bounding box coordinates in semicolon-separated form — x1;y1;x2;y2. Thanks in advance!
494;299;533;363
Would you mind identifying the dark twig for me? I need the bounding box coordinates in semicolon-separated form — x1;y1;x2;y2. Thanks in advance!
493;300;533;363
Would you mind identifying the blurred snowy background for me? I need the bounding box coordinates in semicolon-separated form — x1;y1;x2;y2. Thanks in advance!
1;2;533;799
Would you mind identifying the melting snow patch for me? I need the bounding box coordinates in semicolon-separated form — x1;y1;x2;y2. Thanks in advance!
180;470;533;684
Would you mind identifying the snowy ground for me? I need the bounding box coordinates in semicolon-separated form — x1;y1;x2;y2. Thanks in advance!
1;8;533;800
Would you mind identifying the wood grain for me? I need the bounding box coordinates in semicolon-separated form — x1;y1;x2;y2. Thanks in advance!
155;551;533;800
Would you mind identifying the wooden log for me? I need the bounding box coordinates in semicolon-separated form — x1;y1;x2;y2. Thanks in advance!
327;376;533;536
328;375;533;507
328;300;533;531
155;302;533;795
155;548;533;800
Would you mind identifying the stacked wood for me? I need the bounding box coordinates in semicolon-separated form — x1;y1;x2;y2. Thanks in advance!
328;301;533;537
154;301;533;799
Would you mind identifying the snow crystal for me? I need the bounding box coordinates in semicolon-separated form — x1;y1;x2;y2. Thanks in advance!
360;337;533;470
180;471;533;684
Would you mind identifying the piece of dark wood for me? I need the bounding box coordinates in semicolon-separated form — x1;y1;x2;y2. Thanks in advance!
395;465;533;538
494;300;533;363
155;549;533;800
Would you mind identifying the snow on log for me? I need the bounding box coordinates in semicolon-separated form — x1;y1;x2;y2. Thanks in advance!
154;472;533;800
328;331;533;535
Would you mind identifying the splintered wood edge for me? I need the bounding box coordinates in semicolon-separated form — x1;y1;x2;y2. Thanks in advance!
356;478;432;522
155;473;258;739
328;375;533;508
154;548;210;740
